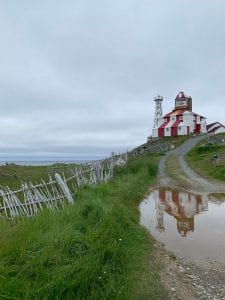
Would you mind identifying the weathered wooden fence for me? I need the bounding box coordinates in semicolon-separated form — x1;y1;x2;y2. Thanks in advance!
0;153;127;219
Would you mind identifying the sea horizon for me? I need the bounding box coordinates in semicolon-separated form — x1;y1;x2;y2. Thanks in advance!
0;157;106;166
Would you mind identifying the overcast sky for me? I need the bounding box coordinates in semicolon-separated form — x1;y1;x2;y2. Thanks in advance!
0;1;225;160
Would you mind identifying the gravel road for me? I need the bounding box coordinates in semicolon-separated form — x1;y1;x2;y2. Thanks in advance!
154;135;225;299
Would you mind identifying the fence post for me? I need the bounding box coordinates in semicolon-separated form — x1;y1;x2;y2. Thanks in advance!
55;173;74;203
94;162;101;182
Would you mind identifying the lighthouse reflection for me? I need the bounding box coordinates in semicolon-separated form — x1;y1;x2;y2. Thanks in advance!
154;189;208;237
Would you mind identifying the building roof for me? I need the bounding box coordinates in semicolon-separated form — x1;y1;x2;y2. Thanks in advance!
164;109;204;118
175;91;190;99
164;109;184;117
207;122;224;130
207;122;225;133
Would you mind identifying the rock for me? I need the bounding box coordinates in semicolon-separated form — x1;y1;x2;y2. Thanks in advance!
171;288;176;292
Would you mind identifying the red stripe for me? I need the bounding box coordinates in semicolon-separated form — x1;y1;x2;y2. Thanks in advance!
171;119;181;127
159;120;170;129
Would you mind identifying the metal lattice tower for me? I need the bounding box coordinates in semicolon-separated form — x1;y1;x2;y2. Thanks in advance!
153;95;163;128
155;198;165;233
155;209;165;233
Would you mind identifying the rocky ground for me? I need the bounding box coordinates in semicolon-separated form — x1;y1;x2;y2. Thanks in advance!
155;135;225;300
154;241;225;300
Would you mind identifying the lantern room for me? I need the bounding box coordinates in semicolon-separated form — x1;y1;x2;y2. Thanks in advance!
174;92;192;111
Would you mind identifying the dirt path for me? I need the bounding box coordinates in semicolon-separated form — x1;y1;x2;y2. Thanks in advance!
159;135;225;193
154;136;225;300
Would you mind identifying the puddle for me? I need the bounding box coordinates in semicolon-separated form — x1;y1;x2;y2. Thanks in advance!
209;193;225;201
140;188;225;265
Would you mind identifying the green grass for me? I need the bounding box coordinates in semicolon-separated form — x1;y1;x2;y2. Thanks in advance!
156;135;191;147
0;163;77;190
0;165;49;189
0;154;167;299
187;135;225;182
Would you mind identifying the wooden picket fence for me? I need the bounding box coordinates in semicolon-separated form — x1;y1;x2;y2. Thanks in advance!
0;153;127;219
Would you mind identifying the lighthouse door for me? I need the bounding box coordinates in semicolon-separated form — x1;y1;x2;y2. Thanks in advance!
195;124;201;134
171;126;178;136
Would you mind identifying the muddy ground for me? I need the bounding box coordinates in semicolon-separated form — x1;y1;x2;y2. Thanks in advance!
154;136;225;300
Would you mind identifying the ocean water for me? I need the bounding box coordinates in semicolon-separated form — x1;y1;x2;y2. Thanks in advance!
0;158;103;166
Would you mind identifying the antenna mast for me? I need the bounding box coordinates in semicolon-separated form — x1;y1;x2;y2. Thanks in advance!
153;95;163;128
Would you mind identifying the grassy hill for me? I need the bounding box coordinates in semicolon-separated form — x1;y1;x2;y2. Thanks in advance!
0;154;167;299
0;163;77;190
187;133;225;182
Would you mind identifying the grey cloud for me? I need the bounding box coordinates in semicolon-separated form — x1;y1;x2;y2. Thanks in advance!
0;1;224;159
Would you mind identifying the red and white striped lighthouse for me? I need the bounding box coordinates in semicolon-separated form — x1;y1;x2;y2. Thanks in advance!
152;92;207;138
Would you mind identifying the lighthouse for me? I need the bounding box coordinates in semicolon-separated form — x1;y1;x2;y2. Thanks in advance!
152;92;207;138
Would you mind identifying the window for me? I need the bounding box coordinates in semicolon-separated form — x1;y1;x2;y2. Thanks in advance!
178;126;181;130
166;128;169;132
179;116;183;121
176;100;187;107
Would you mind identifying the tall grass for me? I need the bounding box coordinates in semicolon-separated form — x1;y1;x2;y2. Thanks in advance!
0;154;167;299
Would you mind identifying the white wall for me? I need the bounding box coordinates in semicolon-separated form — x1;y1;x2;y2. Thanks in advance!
201;124;207;133
215;127;225;134
152;128;158;138
178;125;187;136
183;112;194;133
164;127;171;137
200;118;207;133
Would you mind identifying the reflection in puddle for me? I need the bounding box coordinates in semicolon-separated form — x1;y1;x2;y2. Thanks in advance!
209;193;225;201
140;188;225;264
154;189;208;237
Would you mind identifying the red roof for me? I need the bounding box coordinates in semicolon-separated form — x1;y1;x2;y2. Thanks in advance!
164;109;184;117
159;119;182;130
163;110;204;118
